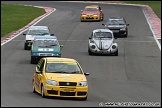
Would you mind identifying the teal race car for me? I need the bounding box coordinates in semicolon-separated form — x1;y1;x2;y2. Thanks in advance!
30;35;63;64
23;26;54;50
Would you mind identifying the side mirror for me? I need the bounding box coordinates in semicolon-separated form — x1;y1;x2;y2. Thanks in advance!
127;24;129;26
50;34;54;36
35;70;41;74
23;33;26;35
84;72;90;76
60;45;64;49
102;24;105;26
89;37;92;39
100;10;102;12
81;10;83;12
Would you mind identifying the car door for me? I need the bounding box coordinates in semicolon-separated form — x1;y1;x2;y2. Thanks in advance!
34;58;45;93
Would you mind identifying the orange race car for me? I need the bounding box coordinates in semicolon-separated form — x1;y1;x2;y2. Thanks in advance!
80;5;104;22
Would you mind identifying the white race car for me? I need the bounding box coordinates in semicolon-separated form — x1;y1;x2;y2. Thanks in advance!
88;29;118;56
23;26;54;50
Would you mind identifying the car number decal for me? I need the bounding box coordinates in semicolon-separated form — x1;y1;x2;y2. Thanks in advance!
61;88;75;92
35;75;40;87
61;74;70;76
38;48;54;51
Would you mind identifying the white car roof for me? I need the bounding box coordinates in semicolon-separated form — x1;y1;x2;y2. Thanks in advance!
93;29;113;33
28;26;49;30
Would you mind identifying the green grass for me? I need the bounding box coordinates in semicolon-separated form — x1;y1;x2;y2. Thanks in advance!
1;4;45;37
124;1;161;19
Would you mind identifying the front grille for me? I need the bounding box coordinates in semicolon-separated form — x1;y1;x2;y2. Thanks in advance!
77;92;87;96
39;53;52;56
60;91;75;96
110;29;119;33
86;15;94;19
59;82;77;86
86;17;94;19
87;15;93;17
47;90;58;95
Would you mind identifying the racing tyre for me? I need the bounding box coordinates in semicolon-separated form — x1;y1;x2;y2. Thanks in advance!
124;32;128;37
24;44;28;50
41;85;46;98
124;34;127;38
101;15;104;21
114;49;118;56
32;82;36;93
88;48;93;55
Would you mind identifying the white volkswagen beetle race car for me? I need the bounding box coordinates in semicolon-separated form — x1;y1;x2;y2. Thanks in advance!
88;29;118;56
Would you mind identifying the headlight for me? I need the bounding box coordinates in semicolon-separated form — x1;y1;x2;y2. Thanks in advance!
91;45;96;49
112;45;116;49
78;81;87;86
31;53;39;56
90;39;95;43
93;15;98;16
82;15;86;16
46;80;58;86
120;28;126;30
53;53;61;56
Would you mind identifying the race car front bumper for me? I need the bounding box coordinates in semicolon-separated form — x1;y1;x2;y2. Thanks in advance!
89;44;118;54
43;84;88;98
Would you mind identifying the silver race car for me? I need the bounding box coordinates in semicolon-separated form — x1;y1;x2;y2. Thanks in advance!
88;29;118;56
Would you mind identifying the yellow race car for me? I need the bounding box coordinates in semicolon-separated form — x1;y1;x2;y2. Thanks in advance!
32;57;89;100
80;5;104;22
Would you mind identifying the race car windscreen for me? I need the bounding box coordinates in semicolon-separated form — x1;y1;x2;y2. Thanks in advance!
33;39;58;47
84;8;99;12
94;32;112;38
107;19;125;25
45;62;82;74
27;29;50;35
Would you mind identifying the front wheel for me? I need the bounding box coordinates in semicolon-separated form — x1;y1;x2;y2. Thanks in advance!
24;43;28;50
24;43;30;50
101;14;104;21
88;48;93;55
41;85;46;98
124;31;128;37
114;49;118;56
32;82;36;93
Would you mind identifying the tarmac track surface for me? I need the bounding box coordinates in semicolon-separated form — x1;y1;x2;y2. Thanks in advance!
1;1;161;107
